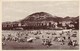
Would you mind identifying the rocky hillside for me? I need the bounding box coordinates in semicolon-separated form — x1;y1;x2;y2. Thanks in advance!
21;12;79;22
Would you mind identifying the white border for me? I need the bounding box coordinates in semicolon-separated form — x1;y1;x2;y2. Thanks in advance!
0;0;80;51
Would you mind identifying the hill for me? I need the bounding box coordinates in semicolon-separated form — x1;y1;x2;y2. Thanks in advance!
21;12;79;22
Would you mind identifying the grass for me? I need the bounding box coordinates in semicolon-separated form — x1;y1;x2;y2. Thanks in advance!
2;30;79;50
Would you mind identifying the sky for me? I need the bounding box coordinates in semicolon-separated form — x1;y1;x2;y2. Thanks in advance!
2;1;79;22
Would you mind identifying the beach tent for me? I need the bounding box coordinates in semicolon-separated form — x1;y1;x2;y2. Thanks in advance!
27;37;36;42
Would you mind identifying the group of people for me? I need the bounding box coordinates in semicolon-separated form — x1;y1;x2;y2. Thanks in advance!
42;30;78;47
2;30;78;47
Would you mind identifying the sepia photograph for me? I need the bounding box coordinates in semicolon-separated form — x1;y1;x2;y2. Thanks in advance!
2;1;79;50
